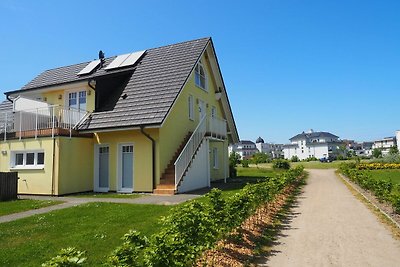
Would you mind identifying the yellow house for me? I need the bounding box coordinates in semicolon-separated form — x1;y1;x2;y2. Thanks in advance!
0;37;239;195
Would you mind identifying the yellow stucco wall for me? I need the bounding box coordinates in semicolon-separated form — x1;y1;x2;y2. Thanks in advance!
209;140;228;181
56;137;94;195
0;138;55;195
159;52;226;180
41;82;95;112
94;129;158;192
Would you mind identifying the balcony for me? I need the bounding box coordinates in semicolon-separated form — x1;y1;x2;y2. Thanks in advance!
207;116;227;139
0;105;90;141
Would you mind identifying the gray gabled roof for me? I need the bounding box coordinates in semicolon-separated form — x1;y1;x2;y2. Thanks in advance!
7;38;211;130
289;131;339;141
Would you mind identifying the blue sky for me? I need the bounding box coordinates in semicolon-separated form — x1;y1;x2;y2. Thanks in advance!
1;0;399;143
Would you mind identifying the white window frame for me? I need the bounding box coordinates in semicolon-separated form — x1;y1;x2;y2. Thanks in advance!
212;147;219;169
194;60;207;91
188;95;194;121
211;106;217;118
117;143;134;193
65;89;88;111
10;150;45;170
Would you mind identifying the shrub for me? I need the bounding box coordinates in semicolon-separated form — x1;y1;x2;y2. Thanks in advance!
290;155;299;162
42;247;86;267
241;159;249;168
272;159;290;170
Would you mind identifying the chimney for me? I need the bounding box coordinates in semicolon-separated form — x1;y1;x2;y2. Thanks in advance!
99;50;105;67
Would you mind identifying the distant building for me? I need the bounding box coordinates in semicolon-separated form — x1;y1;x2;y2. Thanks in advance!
255;137;283;158
283;129;342;160
229;140;258;159
372;136;397;156
396;130;400;149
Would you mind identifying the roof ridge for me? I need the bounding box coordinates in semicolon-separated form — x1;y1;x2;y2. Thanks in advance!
39;37;211;74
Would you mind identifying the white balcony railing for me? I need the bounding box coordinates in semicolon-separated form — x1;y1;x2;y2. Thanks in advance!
208;116;227;139
0;105;89;141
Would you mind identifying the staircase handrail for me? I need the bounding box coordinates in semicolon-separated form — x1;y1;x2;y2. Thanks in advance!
174;115;207;189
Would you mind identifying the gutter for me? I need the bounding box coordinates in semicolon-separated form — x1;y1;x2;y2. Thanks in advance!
6;95;13;103
140;126;156;190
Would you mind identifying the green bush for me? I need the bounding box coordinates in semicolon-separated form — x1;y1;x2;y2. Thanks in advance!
272;159;290;170
340;164;400;213
241;159;249;168
290;155;299;162
42;247;86;267
107;167;305;267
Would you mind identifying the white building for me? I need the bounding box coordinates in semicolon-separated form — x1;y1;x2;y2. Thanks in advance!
228;140;258;159
255;137;283;158
396;130;400;149
283;130;342;160
372;136;397;156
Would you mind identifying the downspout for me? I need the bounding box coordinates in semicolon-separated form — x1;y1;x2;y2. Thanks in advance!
140;126;156;190
51;138;56;195
6;95;13;103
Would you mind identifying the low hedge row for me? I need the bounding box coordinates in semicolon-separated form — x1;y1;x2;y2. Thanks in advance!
43;166;305;267
357;163;400;170
340;163;400;214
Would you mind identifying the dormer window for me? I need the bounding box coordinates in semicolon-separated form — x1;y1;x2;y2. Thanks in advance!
195;60;207;90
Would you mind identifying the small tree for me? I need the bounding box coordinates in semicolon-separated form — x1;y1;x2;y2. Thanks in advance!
372;148;382;158
389;146;399;155
290;155;299;162
229;152;240;178
251;152;270;168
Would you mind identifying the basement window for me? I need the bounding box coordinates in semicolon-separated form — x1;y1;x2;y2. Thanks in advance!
10;151;45;169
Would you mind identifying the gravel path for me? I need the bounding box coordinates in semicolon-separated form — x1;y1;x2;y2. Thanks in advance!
261;169;400;267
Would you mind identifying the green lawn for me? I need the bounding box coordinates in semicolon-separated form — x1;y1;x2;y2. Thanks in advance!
0;202;173;266
68;192;142;199
255;160;370;170
0;199;61;216
0;166;285;266
364;169;400;185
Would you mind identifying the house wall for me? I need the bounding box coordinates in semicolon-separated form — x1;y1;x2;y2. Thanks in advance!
0;138;55;195
56;137;94;195
159;51;226;181
40;82;95;112
94;129;158;192
209;140;228;181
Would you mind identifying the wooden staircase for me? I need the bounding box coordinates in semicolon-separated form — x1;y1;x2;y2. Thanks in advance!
153;132;192;195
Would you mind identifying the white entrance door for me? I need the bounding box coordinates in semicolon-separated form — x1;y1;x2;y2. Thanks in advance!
94;145;109;192
118;144;134;192
198;99;206;120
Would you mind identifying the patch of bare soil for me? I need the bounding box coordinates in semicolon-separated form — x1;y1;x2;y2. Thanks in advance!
195;179;303;267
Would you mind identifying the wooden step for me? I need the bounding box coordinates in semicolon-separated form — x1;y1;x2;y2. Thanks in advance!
153;188;176;195
156;183;175;189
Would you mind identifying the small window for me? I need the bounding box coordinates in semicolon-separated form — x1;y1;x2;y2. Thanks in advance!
26;153;35;165
188;95;194;120
211;106;216;118
15;153;24;166
37;152;45;165
195;61;207;90
213;148;218;168
11;151;45;169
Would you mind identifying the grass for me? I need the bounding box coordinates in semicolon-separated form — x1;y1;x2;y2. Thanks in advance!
0;199;62;216
0;202;173;266
68;192;142;199
0;166;285;266
364;169;400;185
255;159;372;170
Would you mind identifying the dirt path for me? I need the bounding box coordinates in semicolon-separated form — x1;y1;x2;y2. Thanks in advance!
260;169;400;267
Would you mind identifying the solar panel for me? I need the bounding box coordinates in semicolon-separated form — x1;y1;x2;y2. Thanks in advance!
105;50;146;70
104;54;130;70
120;50;146;68
77;59;101;75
